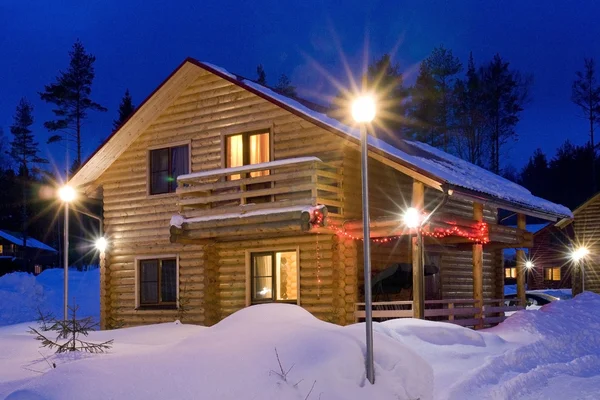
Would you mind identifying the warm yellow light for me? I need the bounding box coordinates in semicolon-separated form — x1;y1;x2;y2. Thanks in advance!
525;260;533;269
95;237;107;252
403;207;421;229
58;185;76;202
351;95;376;123
572;247;590;262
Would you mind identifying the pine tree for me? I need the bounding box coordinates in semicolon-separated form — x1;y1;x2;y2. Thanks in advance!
571;58;600;192
366;54;406;134
454;53;486;165
40;39;107;172
520;149;550;198
256;64;267;86
8;98;47;271
113;89;135;131
480;54;530;174
409;46;462;151
274;74;297;98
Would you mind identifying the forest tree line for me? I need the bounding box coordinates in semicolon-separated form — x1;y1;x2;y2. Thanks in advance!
1;40;599;262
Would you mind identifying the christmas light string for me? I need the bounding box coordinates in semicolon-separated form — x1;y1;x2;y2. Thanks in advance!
311;209;489;244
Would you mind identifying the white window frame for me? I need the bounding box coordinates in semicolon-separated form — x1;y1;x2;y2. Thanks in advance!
134;254;180;309
146;139;192;198
245;246;300;307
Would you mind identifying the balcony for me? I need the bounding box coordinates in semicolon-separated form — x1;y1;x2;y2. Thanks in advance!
170;157;341;242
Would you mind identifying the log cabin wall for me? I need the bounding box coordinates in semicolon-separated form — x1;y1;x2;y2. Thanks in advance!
214;234;354;325
529;226;572;290
95;69;355;327
572;195;600;293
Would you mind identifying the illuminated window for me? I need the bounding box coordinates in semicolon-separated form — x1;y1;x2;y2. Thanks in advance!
138;258;177;307
251;250;297;303
505;267;517;279
149;144;189;195
226;131;270;179
544;267;561;281
0;244;3;254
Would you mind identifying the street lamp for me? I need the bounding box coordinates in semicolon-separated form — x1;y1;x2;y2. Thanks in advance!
352;94;376;385
58;185;76;320
95;237;108;253
572;246;589;293
525;260;533;269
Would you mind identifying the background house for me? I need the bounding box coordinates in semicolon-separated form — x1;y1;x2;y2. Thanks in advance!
0;230;57;276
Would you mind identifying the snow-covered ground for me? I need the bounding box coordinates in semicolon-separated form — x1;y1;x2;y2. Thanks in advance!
0;269;599;399
0;268;99;326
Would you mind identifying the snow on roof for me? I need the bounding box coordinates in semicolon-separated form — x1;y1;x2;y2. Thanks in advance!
0;230;56;252
171;205;320;227
228;69;572;220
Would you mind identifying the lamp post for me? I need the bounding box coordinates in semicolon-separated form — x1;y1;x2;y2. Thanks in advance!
351;95;376;385
572;246;589;293
58;185;76;320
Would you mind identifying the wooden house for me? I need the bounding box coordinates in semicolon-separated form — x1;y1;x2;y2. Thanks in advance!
67;58;572;329
531;193;600;295
528;224;573;290
0;230;57;275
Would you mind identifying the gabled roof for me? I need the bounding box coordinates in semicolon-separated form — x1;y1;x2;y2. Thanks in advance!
69;57;573;221
0;230;56;252
556;191;600;228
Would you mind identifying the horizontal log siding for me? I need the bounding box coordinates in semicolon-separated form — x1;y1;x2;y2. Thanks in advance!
573;196;600;294
97;70;350;327
529;226;572;290
441;249;496;300
214;234;349;324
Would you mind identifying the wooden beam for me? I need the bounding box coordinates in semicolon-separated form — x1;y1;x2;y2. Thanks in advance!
473;202;484;329
516;213;527;307
412;181;425;319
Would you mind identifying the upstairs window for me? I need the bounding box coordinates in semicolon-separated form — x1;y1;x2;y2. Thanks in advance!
149;144;189;195
138;258;177;308
226;131;270;180
544;267;561;281
251;250;297;303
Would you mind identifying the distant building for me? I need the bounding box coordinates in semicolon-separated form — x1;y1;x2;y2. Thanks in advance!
528;224;573;290
0;230;57;276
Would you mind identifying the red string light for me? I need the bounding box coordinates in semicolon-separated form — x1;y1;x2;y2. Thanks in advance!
311;209;490;244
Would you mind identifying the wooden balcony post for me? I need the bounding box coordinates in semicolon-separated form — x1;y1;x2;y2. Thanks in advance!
473;202;484;328
516;213;527;307
412;181;425;319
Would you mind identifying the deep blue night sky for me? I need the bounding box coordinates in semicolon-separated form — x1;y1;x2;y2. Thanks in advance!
1;1;599;173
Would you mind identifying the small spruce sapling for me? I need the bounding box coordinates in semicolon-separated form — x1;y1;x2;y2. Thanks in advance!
29;304;113;353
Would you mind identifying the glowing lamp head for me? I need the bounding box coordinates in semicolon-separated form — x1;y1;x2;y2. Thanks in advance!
351;95;376;123
403;207;421;229
572;247;589;262
58;185;76;202
95;237;107;252
525;260;533;269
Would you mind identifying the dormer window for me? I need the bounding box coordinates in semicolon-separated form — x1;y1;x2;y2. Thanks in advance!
149;144;189;195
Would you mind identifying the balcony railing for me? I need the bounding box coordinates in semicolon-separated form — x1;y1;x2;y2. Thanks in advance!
176;157;343;217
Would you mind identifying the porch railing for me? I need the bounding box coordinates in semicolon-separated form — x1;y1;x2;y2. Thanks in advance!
176;157;342;216
354;299;523;328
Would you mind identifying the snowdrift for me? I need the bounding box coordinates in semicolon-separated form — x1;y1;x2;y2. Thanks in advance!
0;268;99;326
1;304;433;400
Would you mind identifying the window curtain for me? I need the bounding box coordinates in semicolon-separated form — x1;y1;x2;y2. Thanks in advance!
253;254;273;301
249;133;270;177
170;145;189;190
227;135;244;180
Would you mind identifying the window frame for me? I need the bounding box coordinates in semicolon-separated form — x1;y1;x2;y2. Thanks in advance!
135;254;180;310
221;125;273;171
146;140;191;197
245;246;300;306
505;267;517;279
544;266;561;282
